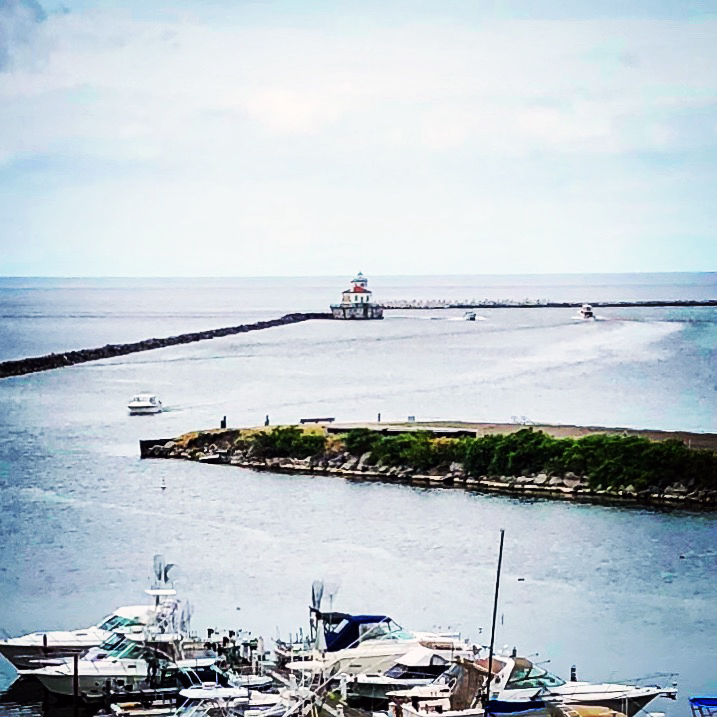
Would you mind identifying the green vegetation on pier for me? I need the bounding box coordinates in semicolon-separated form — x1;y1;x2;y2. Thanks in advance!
163;424;717;501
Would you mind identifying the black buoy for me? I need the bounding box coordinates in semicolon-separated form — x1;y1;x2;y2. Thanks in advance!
570;665;577;681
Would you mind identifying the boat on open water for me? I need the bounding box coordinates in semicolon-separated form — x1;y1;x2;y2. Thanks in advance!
128;394;163;415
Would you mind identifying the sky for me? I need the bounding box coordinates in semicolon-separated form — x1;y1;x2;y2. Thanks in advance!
0;0;716;277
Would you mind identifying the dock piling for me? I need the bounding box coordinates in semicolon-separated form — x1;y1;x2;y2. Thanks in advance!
72;653;79;704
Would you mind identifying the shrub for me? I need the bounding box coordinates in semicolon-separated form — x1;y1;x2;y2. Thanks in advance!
248;426;326;459
343;428;382;456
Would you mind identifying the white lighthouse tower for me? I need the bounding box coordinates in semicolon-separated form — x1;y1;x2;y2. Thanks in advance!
330;272;384;320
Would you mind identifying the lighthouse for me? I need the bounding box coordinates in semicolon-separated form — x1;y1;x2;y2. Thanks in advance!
330;272;384;320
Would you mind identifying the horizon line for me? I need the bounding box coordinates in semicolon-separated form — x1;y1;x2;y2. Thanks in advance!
0;270;715;280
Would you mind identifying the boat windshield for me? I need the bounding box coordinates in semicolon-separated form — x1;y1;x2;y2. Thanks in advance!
98;635;148;660
357;619;412;643
98;614;145;632
435;662;463;686
113;641;149;660
505;663;566;690
98;633;128;652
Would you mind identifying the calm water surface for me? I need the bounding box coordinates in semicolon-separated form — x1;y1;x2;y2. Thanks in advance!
0;274;716;717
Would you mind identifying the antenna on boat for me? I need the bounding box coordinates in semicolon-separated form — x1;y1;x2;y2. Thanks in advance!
311;580;324;611
310;580;327;656
483;529;505;707
325;579;340;613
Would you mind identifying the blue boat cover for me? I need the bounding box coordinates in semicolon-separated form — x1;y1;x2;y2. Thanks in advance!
690;698;717;708
486;700;547;715
311;610;394;652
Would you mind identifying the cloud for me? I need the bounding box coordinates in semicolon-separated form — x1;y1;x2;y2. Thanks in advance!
0;2;715;275
0;0;46;70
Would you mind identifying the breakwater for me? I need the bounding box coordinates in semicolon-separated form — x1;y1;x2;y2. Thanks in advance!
0;312;333;379
141;424;717;509
379;299;717;309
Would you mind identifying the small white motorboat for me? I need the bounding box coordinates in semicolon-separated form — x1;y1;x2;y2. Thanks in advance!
128;394;163;415
578;304;595;319
464;311;477;321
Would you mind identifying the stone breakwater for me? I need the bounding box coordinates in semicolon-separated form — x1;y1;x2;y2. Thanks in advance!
143;435;717;509
379;299;717;310
0;312;333;379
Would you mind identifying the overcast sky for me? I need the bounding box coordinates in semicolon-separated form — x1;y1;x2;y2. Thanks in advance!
0;0;715;277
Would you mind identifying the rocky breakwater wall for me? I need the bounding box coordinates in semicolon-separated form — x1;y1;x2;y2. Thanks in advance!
0;312;333;379
144;428;717;509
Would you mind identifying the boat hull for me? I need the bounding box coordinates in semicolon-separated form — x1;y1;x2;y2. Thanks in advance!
348;675;435;704
0;644;89;670
33;657;217;701
556;692;671;717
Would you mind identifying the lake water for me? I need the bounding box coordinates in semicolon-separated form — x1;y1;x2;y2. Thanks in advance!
0;273;716;717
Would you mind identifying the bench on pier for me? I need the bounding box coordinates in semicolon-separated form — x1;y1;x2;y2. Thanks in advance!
299;417;335;424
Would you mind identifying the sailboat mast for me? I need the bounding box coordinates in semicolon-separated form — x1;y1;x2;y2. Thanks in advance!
484;529;505;705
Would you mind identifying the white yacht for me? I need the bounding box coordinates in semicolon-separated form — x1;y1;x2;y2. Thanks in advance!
344;645;475;704
388;654;676;717
0;556;181;671
283;610;475;679
464;311;477;321
0;605;156;670
29;556;214;701
578;304;595;320
30;615;216;700
128;394;163;415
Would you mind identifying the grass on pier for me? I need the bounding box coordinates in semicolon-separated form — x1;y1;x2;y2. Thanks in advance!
174;423;717;496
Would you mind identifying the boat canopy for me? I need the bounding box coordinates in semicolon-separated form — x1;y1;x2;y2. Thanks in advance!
690;698;717;717
311;609;405;652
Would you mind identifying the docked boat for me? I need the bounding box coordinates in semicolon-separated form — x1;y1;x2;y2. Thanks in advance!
108;685;282;717
0;604;158;670
281;609;476;679
128;394;163;415
30;629;218;700
0;556;179;670
392;693;629;717
388;655;676;717
343;645;471;706
29;556;216;700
